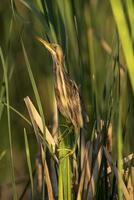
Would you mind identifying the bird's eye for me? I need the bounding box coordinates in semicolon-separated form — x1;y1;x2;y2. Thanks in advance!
53;45;57;50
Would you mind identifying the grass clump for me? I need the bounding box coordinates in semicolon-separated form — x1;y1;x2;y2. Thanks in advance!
0;0;134;199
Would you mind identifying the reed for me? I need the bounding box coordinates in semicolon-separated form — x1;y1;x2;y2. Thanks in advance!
0;0;133;199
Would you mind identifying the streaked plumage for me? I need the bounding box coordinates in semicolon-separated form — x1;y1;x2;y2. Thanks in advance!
37;37;83;134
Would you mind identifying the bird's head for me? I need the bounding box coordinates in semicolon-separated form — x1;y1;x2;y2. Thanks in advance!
36;36;63;65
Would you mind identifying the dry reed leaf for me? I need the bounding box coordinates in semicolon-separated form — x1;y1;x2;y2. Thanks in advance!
84;142;93;191
24;96;55;151
100;39;112;54
131;167;134;200
24;96;55;199
49;159;58;198
107;123;112;153
127;168;133;200
35;155;43;193
44;155;54;200
73;152;79;187
87;146;103;199
131;167;134;180
77;141;90;200
35;151;55;200
104;152;134;176
103;147;131;200
124;153;134;164
81;130;86;170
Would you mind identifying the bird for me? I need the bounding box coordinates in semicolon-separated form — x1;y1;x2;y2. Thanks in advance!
36;37;84;138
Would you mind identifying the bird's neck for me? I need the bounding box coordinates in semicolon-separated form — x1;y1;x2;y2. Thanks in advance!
53;61;64;78
53;61;67;100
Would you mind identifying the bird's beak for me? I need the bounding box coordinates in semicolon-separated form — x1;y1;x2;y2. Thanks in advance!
36;36;56;56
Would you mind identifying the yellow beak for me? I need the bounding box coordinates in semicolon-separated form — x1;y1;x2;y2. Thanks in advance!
36;36;56;56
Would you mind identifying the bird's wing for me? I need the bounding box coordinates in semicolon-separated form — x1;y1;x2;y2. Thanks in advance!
66;76;83;129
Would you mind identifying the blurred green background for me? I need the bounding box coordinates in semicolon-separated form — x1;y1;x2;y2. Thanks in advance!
0;0;134;199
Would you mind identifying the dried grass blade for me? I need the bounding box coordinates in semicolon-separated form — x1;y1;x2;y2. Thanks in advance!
24;128;34;197
84;143;93;193
87;146;103;199
131;167;134;199
124;153;134;164
103;147;131;200
127;169;133;200
24;96;55;151
44;157;54;200
77;141;90;200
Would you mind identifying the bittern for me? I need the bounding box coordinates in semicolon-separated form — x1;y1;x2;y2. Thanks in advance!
36;37;83;136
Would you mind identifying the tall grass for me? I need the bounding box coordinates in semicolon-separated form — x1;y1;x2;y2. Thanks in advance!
0;47;17;199
0;0;134;199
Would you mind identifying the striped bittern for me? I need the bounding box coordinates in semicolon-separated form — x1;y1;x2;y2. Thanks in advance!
37;37;83;136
